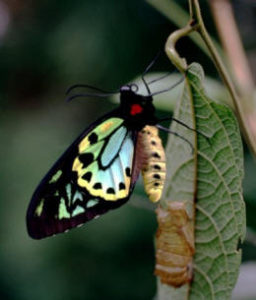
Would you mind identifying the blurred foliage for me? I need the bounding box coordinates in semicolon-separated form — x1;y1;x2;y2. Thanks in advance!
0;0;255;299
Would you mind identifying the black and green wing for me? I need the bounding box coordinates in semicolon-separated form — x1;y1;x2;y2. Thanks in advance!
27;112;138;239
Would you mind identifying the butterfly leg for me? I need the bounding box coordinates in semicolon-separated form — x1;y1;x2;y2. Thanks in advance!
158;117;199;133
156;124;194;154
157;117;211;145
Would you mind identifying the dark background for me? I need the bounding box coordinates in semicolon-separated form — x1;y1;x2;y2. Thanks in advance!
0;1;255;299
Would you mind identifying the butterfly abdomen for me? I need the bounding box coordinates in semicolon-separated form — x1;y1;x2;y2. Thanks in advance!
137;126;166;203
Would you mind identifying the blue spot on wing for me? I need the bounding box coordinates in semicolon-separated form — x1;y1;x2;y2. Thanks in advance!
119;135;134;169
101;126;127;167
89;132;135;197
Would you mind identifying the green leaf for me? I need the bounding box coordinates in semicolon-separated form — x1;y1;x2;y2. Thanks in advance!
156;63;246;300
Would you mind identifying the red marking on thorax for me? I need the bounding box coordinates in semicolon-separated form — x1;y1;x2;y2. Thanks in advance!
130;104;143;116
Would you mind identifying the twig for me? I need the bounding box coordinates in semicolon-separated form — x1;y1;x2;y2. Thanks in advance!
163;0;256;157
190;0;256;157
209;0;255;96
145;0;225;60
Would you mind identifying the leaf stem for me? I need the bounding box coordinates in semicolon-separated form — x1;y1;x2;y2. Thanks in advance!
163;0;256;157
145;0;224;60
209;0;255;96
165;23;197;73
189;0;256;157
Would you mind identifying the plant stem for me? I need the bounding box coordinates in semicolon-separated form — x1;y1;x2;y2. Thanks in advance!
189;0;256;157
164;0;256;157
209;0;255;96
165;23;197;73
145;0;223;60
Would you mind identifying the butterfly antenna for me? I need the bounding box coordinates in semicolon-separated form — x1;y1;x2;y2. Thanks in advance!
142;51;162;95
142;69;151;95
66;92;118;102
149;75;184;97
66;84;116;95
147;71;174;85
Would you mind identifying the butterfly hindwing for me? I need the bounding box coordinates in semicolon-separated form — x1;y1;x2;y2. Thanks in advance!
27;112;138;239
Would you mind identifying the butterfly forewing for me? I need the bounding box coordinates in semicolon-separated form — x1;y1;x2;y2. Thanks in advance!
27;113;138;239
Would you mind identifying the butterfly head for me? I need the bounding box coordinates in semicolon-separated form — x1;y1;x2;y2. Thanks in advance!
120;85;156;129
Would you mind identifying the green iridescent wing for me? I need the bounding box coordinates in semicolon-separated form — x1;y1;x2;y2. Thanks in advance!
27;112;138;239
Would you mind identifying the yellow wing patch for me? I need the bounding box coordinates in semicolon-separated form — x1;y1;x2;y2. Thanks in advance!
79;136;90;153
73;157;131;201
100;120;115;132
79;118;123;153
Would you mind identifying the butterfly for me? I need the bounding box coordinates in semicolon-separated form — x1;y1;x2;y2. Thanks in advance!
26;75;188;239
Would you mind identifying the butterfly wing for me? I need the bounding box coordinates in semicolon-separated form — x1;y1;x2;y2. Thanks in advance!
27;112;139;239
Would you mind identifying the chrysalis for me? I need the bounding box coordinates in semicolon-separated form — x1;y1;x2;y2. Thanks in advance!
155;201;195;287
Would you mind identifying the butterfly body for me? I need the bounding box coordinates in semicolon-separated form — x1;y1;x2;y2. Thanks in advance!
119;87;157;129
27;86;166;239
138;126;166;203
